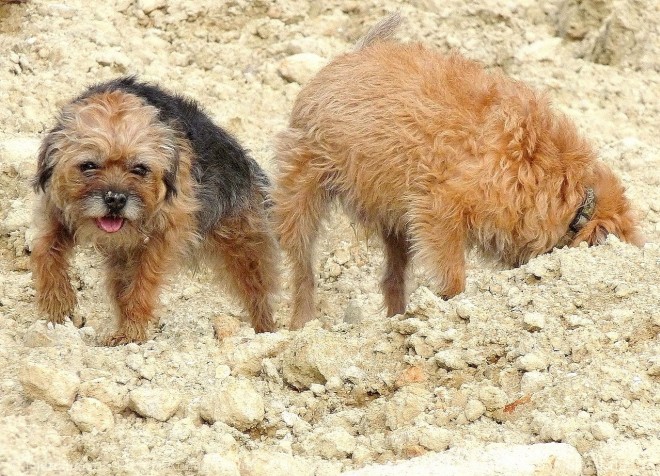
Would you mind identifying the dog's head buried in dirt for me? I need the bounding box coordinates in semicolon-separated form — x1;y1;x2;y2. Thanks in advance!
34;89;195;249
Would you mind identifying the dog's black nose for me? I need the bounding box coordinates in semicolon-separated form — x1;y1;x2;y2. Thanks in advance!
104;191;127;213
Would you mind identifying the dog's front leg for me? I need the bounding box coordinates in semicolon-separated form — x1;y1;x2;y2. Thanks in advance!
103;238;173;345
409;199;467;299
31;216;78;324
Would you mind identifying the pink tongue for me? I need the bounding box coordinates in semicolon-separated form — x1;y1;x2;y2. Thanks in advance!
96;217;124;233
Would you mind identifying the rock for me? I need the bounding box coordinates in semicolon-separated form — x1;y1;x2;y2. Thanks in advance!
95;49;131;72
239;450;312;476
68;397;114;432
218;332;289;375
343;442;582;475
1;199;31;234
343;300;364;324
128;386;181;421
388;424;451;456
434;349;468;370
520;371;551;394
19;361;80;408
78;377;129;412
589;439;651;476
314;427;356;459
478;385;508;411
0;136;39;178
385;386;430;430
515;38;562;62
23;320;84;348
277;53;327;84
522;312;546;332
454;300;476;320
136;0;167;14
590;421;617;441
517;353;548;372
199;453;240;476
464;399;486;422
281;329;359;390
406;286;449;319
199;377;265;431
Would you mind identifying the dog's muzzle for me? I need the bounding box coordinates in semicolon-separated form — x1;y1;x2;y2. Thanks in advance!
104;190;128;214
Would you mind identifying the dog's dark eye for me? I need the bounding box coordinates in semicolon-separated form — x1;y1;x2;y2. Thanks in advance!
131;164;150;177
79;161;98;173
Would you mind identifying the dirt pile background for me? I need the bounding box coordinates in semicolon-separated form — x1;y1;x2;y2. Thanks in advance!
0;1;658;475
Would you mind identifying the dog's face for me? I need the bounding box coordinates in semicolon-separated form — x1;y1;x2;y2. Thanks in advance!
572;162;645;247
35;91;180;244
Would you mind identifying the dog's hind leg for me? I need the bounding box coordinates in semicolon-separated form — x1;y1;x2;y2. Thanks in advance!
380;228;411;316
271;148;331;330
208;202;279;334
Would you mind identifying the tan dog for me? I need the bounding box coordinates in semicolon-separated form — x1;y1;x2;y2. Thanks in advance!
31;77;279;344
272;15;644;330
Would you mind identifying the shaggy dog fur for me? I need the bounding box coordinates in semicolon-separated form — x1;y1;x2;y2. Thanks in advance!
272;15;644;330
32;77;279;344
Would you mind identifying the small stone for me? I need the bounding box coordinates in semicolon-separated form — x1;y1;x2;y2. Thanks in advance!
523;312;546;332
68;397;114;432
434;349;467;370
334;248;351;265
455;301;475;320
277;53;327;84
591;421;616;441
239;450;309;476
310;383;326;395
478;385;508;411
343;300;364;324
136;0;166;14
199;377;265;431
327;262;341;278
325;376;343;392
315;428;356;459
78;378;129;413
464;399;486;422
199;453;240;476
385;387;430;430
388;424;450;456
520;371;550;394
515;38;562;62
126;342;140;353
19;361;80;407
215;365;231;380
517;353;548;372
129;386;181;421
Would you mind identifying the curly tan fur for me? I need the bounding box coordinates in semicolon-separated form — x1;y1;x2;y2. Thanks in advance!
272;39;644;330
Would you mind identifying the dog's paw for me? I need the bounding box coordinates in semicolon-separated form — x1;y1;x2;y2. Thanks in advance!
102;323;148;346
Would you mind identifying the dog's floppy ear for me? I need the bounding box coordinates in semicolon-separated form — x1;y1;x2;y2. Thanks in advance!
34;127;62;193
163;167;178;200
162;140;179;201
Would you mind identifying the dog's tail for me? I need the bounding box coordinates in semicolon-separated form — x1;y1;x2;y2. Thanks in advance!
354;12;402;50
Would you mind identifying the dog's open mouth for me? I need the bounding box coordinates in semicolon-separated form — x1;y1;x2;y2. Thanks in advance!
95;216;125;233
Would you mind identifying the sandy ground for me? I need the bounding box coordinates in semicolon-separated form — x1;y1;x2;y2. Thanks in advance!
0;0;658;475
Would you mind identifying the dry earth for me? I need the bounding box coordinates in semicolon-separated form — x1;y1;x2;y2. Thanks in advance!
0;1;659;475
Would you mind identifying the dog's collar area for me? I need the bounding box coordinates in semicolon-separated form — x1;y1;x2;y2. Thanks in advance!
555;188;596;248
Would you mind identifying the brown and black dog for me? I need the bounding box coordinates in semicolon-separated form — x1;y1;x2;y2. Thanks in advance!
32;77;279;344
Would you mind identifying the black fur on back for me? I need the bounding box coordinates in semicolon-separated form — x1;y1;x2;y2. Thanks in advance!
74;76;268;233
